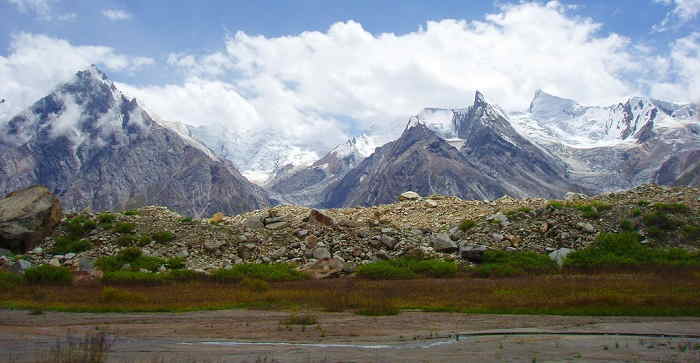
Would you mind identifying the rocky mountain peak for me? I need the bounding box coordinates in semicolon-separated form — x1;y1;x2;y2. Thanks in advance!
528;89;579;121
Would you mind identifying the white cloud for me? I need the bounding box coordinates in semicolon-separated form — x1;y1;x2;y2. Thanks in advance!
0;33;154;122
654;0;700;31
5;0;75;21
648;32;700;102
102;9;132;21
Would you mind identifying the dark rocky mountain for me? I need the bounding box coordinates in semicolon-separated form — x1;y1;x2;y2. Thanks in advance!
656;150;700;187
321;121;510;208
0;66;270;217
455;91;584;198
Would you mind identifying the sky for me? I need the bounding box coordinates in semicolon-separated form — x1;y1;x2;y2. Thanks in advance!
0;0;699;155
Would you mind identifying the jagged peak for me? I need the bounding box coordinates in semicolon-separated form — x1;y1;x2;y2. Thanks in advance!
405;114;425;130
474;90;487;106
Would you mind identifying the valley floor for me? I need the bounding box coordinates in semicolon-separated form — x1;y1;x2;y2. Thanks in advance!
2;309;700;362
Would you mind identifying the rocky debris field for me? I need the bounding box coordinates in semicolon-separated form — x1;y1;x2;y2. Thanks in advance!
1;184;698;277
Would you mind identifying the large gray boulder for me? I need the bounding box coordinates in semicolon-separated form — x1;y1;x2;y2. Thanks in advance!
548;248;575;267
0;186;62;252
431;233;458;253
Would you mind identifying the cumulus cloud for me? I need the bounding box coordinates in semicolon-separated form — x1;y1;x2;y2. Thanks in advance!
654;0;700;31
0;33;154;121
102;9;132;21
5;0;76;21
648;32;700;101
162;0;642;144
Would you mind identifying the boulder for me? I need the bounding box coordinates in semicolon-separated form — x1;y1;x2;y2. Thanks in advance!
486;213;510;226
312;247;331;260
380;235;397;249
459;244;488;263
309;209;335;226
237;243;258;260
204;240;225;251
244;216;264;229
576;222;596;233
399;191;421;201
265;221;288;230
0;186;62;252
11;259;32;273
298;258;345;279
431;233;457;253
548;248;574;267
564;192;588;201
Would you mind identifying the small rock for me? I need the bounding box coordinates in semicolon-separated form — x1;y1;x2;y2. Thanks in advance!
399;191;421;201
158;265;167;273
431;233;457;253
380;235;397;249
264;216;284;225
576;222;596;233
121;263;132;271
64;252;76;260
565;192;588;201
265;221;288;230
549;248;574;267
78;257;96;273
204;240;225;251
31;247;43;254
306;235;319;249
487;213;510;226
244;216;264;229
490;233;504;242
309;209;335;226
312;247;331;260
424;200;438;208
238;243;258;260
49;258;61;267
176;250;189;258
295;229;309;238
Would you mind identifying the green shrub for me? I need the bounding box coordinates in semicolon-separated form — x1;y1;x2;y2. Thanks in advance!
682;225;700;243
123;210;140;216
472;251;557;277
410;259;458;278
240;277;270;292
638;200;650;207
52;236;92;254
97;213;116;223
116;234;138;247
24;265;72;285
100;287;147;303
653;202;690;214
113;222;136;234
165;257;186;270
164;269;206;282
576;205;601;219
64;216;96;238
356;261;417;280
620;219;637;232
630;208;642;217
96;248;169;273
459;219;476;232
151;231;175;243
565;232;700;269
212;263;308;282
547;201;566;209
179;217;193;223
0;271;23;289
642;211;679;231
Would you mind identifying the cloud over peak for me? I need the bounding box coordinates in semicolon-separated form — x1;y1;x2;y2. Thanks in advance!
102;8;132;21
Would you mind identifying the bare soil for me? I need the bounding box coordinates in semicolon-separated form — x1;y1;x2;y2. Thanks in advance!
2;309;700;362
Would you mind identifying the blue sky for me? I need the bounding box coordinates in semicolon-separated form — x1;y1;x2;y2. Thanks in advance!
0;0;699;157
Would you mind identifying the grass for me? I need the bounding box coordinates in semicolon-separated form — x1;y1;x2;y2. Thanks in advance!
123;209;140;216
97;213;116;224
2;271;700;316
472;251;557;278
37;331;114;363
356;258;458;279
24;265;72;285
653;202;690;214
212;263;308;282
459;219;476;232
116;234;151;247
565;232;700;269
0;271;23;289
283;313;318;325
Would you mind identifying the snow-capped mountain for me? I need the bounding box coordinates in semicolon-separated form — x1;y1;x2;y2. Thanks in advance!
0;66;270;216
186;125;321;184
510;90;699;191
265;133;381;206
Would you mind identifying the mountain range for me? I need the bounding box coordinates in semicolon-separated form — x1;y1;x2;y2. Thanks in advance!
0;66;697;215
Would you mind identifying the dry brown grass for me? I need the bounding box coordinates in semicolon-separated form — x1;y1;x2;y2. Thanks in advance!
2;271;700;316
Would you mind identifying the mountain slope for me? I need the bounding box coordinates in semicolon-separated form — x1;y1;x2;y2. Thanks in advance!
0;66;270;216
322;121;509;208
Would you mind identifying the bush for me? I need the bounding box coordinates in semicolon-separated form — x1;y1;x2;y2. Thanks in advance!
356;258;457;279
240;277;270;292
165;257;186;270
179;217;193;223
113;222;136;234
96;248;169;273
0;271;23;289
459;219;476;232
52;236;92;254
471;250;557;277
24;265;72;285
547;201;566;209
164;269;206;282
565;232;700;269
653;202;690;214
97;213;116;224
212;263;307;282
620;219;637;232
100;287;147;303
64;215;97;238
630;208;642;217
643;211;679;230
116;234;138;247
123;210;140;216
682;225;700;243
151;231;175;243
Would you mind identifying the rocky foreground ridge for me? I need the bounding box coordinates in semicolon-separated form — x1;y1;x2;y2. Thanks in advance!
1;184;699;278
